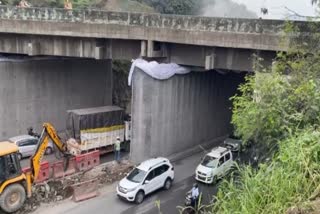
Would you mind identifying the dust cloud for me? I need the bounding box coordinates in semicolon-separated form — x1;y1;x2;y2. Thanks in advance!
200;0;257;18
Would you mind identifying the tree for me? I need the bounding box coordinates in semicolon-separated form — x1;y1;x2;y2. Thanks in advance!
213;3;320;213
137;0;201;15
231;21;320;146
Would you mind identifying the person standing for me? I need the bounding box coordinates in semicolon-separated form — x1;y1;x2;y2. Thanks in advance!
114;136;121;162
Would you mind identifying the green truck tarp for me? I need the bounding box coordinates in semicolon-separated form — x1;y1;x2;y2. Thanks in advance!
66;106;124;140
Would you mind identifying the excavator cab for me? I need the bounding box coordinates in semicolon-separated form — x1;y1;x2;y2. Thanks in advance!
0;143;22;183
0;142;26;213
0;153;22;184
0;123;76;213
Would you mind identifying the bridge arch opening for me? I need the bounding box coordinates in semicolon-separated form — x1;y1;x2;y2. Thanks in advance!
130;67;246;163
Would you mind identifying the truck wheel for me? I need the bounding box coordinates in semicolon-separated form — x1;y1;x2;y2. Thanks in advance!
0;184;26;213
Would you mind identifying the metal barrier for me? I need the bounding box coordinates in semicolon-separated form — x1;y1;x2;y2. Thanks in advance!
22;161;50;183
72;179;99;202
75;151;100;172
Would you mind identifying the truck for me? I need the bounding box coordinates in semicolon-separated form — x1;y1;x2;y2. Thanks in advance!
66;106;131;154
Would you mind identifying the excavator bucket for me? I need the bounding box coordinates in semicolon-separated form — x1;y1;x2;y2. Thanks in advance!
72;179;99;202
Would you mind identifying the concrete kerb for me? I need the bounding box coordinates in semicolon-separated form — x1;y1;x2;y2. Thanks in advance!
168;136;228;163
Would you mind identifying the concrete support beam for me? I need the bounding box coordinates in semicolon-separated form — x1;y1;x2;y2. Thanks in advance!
141;40;168;59
0;34;141;60
0;33;276;71
27;41;40;56
95;39;112;59
205;48;216;70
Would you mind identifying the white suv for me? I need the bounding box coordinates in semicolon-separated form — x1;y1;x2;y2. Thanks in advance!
195;147;234;184
117;157;174;204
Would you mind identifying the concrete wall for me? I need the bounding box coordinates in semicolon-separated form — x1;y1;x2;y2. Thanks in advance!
131;69;244;163
0;58;112;139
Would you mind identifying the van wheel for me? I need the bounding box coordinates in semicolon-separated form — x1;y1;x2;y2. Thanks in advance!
0;184;26;213
45;147;53;155
212;176;218;184
135;191;144;204
163;178;172;190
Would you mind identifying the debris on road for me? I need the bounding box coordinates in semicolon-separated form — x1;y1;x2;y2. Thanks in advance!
15;159;134;214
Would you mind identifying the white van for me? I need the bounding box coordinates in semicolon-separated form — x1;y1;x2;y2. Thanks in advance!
195;147;234;184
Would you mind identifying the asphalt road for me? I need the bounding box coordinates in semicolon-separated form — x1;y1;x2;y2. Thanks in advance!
32;150;219;214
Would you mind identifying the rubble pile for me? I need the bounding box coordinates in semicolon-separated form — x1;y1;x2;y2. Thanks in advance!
81;159;134;184
16;180;74;214
100;160;134;183
16;159;133;214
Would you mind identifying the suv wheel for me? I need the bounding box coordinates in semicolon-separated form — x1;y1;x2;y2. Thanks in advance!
163;178;172;190
135;191;144;204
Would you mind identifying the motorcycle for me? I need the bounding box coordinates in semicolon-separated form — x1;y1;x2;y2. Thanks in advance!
183;189;207;214
183;190;199;214
185;190;192;207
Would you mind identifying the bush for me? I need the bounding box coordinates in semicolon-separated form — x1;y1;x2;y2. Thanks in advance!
214;129;320;214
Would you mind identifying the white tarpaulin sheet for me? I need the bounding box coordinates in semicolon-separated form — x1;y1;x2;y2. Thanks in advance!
128;59;191;86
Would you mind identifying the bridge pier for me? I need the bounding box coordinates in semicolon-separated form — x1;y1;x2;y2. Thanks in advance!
130;69;245;163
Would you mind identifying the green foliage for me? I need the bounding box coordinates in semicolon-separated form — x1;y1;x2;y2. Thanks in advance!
116;0;155;13
215;11;320;214
214;130;320;214
137;0;201;15
112;60;131;113
231;42;320;146
1;0;97;8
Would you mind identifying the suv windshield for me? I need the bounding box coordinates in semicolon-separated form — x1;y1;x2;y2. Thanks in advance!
127;168;147;183
201;155;218;168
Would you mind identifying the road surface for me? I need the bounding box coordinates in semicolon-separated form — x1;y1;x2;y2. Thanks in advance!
32;150;219;214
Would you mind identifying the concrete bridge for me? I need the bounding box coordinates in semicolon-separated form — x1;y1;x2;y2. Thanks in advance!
0;6;312;162
0;6;308;71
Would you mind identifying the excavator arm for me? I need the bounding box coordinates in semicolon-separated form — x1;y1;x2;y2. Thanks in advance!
30;123;71;184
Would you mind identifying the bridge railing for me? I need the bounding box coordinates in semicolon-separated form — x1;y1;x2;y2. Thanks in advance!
0;5;293;34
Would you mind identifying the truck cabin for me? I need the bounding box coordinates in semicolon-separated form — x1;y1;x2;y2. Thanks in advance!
0;142;22;184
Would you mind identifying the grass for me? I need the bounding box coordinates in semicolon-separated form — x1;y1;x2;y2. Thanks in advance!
213;129;320;214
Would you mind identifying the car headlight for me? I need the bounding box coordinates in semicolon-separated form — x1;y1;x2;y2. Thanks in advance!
127;186;138;192
118;185;128;193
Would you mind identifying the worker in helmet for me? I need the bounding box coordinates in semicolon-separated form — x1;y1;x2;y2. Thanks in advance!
114;136;121;162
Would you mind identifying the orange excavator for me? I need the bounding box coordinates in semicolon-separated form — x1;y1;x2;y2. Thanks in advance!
0;123;74;213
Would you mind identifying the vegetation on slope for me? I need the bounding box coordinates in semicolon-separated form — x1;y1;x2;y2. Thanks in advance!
213;19;320;214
